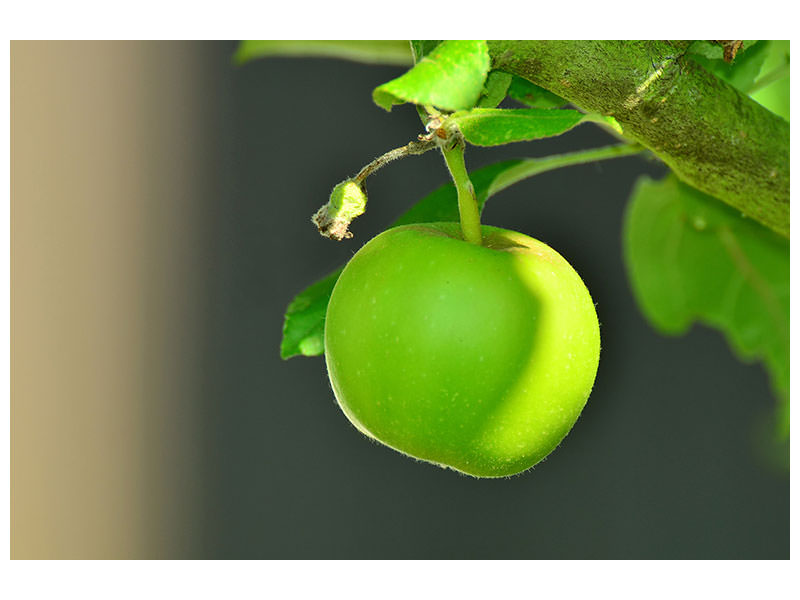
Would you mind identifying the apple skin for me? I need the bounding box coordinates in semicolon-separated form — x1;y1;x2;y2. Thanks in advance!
324;222;600;477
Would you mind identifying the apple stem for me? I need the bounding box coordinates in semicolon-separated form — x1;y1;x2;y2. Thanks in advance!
441;139;482;245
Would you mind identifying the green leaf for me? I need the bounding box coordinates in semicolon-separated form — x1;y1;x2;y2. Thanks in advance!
688;40;770;93
234;40;412;66
394;159;523;225
477;71;513;108
624;174;789;437
749;40;790;121
410;40;442;63
373;40;490;112
451;108;586;146
506;76;569;109
281;269;343;359
280;159;522;359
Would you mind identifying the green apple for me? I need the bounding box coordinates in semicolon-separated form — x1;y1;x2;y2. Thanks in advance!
324;222;600;477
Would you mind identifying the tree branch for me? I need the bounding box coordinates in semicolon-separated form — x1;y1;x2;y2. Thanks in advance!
488;41;789;238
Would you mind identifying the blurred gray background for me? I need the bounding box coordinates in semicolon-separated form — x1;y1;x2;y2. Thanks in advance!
12;41;788;559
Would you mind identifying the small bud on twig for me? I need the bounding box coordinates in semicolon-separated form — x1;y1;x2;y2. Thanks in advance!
312;180;368;241
311;137;437;241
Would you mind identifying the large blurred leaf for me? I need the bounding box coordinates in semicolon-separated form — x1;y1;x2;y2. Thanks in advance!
624;174;789;437
234;40;412;66
373;40;490;112
451;108;585;146
280;159;522;359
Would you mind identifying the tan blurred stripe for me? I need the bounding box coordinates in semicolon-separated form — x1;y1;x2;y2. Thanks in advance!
11;41;206;558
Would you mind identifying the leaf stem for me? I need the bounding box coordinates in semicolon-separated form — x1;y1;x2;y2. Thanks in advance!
487;143;646;198
441;139;482;245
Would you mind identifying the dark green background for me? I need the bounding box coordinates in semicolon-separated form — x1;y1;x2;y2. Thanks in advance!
194;42;788;558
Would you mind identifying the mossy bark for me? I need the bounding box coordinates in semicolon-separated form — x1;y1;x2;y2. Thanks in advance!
488;40;789;238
